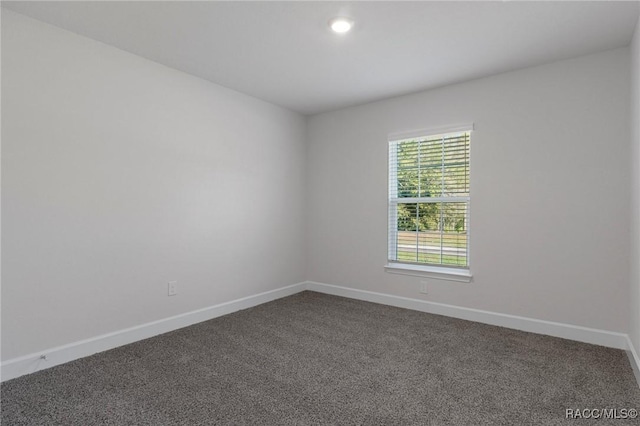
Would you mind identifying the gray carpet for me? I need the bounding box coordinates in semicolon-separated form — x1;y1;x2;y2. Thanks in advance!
2;291;639;425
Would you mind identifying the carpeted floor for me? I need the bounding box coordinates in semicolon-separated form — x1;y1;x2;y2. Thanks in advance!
2;291;639;425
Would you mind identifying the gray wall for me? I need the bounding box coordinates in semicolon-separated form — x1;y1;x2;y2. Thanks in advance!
630;15;640;355
1;10;307;361
2;8;636;364
306;48;630;333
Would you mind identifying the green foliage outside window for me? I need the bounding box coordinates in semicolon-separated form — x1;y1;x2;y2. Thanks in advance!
395;134;469;234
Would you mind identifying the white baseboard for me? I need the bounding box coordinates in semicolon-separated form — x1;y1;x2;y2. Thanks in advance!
627;336;640;388
3;280;636;388
1;282;306;382
305;281;629;350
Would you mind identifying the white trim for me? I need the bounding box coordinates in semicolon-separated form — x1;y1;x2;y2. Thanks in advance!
0;282;306;382
305;281;628;350
385;262;472;282
388;123;474;142
626;336;640;389
4;280;635;388
390;196;470;204
388;140;398;261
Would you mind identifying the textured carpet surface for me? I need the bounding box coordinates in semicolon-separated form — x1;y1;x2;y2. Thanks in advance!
2;291;639;425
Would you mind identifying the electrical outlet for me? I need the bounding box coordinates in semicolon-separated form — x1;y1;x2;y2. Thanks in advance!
168;281;178;296
419;281;428;294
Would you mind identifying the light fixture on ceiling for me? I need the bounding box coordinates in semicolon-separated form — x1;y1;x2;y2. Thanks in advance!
329;17;353;34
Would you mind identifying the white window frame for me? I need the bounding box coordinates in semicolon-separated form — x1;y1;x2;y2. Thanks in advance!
385;123;474;282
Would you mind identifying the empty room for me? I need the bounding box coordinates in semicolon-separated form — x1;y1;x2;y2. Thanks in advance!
2;1;640;424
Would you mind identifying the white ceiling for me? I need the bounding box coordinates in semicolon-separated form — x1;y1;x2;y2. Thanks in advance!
4;1;639;115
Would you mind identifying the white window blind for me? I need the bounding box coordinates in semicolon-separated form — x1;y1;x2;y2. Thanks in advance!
388;128;471;269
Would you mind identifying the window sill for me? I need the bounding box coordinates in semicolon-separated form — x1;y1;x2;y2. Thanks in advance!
384;262;473;282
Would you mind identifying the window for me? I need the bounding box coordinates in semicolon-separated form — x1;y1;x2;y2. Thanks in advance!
387;125;472;281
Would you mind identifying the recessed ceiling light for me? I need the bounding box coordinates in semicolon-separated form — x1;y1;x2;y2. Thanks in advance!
329;17;353;34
